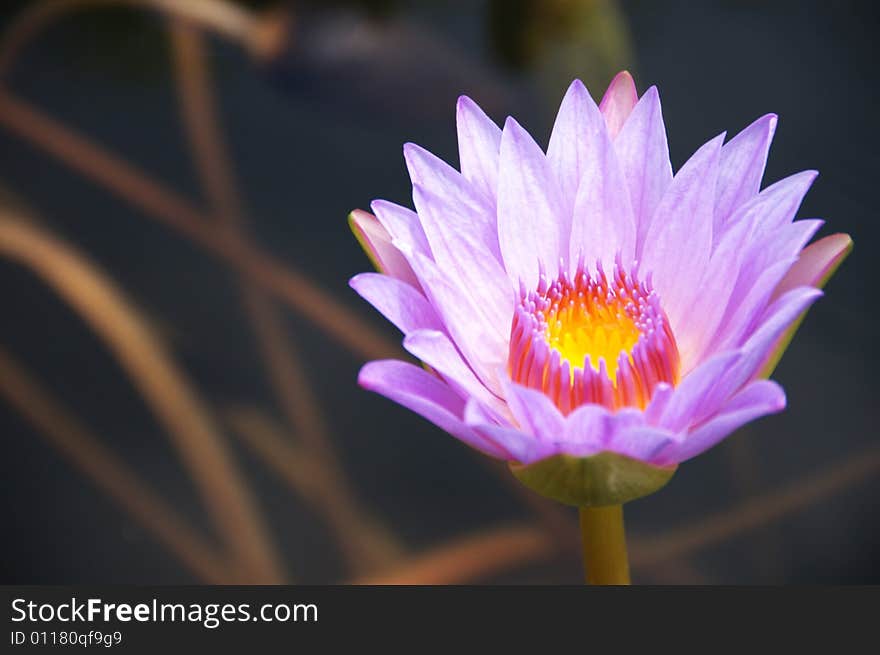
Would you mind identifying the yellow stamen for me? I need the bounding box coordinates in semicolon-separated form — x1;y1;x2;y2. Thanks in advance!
543;297;640;382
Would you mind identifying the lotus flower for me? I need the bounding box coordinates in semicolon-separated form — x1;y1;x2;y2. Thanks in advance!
349;72;850;506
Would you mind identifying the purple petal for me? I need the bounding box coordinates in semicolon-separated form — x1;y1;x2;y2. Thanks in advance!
681;287;819;425
562;403;612;457
562;405;674;462
470;426;550;464
724;170;817;243
710;258;797;354
404;143;501;259
359;360;510;459
408;251;506;393
562;405;631;457
497;116;568;288
644;382;674;424
746;218;825;278
501;378;566;443
656;380;786;465
658;351;742;432
770;233;853;302
411;183;513;330
569;101;638;268
464;399;549;463
714;114;777;234
349;209;420;287
613;86;673;253
547;79;608;217
609;424;678;463
371;199;432;260
403;329;509;418
758;235;852;376
350;272;443;335
682;218;820;369
774;219;825;257
678;214;754;371
718;286;823;396
599;71;638;139
456;95;502;201
641;133;725;335
710;219;821;353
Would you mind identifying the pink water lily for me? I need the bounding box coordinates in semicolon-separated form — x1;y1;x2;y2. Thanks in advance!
349;72;850;479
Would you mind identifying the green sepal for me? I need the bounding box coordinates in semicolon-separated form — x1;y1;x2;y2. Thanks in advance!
509;451;676;507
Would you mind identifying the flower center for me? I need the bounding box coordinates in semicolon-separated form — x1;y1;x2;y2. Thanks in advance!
509;260;680;414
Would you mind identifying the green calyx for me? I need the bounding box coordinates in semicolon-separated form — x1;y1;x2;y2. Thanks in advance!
509;451;677;507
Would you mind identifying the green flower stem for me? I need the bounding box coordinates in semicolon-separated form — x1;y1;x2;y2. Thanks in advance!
579;505;631;585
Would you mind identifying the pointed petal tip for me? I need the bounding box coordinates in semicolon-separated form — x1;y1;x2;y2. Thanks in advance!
603;70;637;96
348;208;387;272
790;284;826;305
502;115;545;150
559;78;592;109
347;210;360;231
348;208;374;232
348;207;372;222
762;113;779;143
771;232;852;302
501;115;534;147
832;232;854;254
825;232;854;276
403;142;436;166
456;94;481;116
798;169;821;194
746;112;778;131
598;71;638;139
628;84;663;126
787;169;820;188
810;232;853;284
566;77;588;94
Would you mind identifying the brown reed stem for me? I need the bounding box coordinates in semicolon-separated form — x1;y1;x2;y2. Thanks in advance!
0;90;401;362
630;445;880;569
226;406;404;574
0;0;263;80
0;213;284;583
168;23;403;574
168;21;338;468
724;432;785;579
0;346;233;583
354;524;554;585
